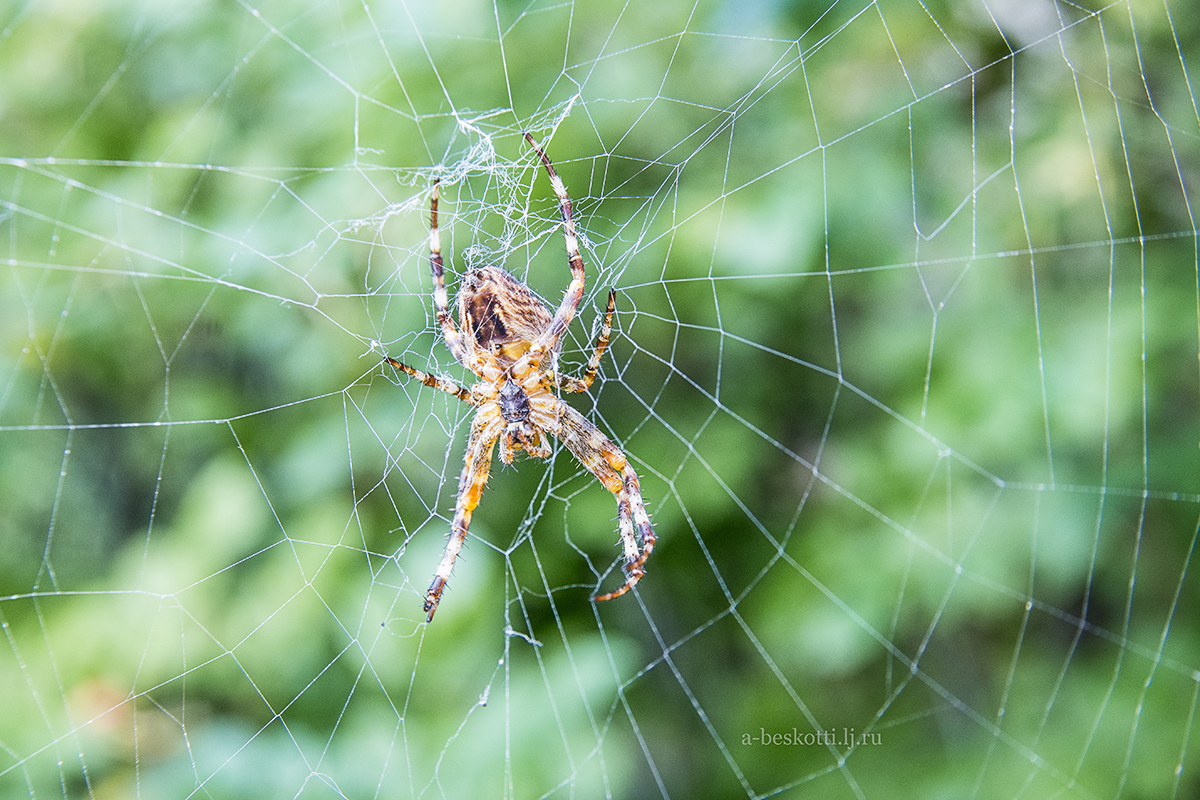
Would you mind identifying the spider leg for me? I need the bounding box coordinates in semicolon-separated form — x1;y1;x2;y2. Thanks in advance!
428;180;468;365
424;407;503;622
539;400;656;603
383;356;474;404
555;288;616;394
524;133;586;359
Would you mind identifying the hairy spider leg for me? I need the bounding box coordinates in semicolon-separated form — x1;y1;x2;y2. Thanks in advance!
379;183;481;404
546;401;656;603
424;409;504;622
523;133;586;361
428;180;468;366
383;357;473;404
554;288;616;394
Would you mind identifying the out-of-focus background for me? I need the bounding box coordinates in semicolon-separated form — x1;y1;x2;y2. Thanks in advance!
2;0;1198;797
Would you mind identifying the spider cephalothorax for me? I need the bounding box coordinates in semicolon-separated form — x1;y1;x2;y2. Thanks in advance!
385;133;656;622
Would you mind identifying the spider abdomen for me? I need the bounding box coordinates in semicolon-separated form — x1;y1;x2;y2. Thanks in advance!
460;266;555;366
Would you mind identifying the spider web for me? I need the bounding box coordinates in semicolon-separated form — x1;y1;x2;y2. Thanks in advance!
2;0;1198;797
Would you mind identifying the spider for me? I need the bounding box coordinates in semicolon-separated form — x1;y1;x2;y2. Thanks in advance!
384;133;656;623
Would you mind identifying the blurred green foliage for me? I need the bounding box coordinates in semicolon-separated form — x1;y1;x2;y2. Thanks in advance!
2;0;1198;798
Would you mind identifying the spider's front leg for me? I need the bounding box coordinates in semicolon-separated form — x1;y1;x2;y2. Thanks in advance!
543;401;656;603
590;448;656;602
424;408;503;622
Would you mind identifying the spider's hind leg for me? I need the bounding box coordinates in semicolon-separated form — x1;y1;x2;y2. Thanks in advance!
524;132;587;359
556;288;616;394
427;180;469;366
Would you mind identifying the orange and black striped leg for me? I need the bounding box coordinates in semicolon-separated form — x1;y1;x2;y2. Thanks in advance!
384;357;473;404
591;450;656;602
557;288;616;394
424;411;502;622
548;403;656;603
524;133;586;358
